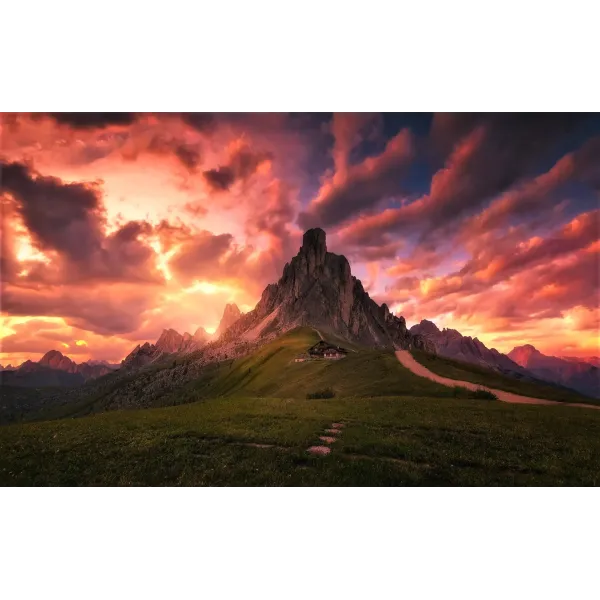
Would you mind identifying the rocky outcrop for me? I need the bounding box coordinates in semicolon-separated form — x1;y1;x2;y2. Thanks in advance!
122;326;212;370
215;304;242;339
508;345;600;398
121;342;160;370
220;228;431;351
155;329;186;354
193;326;210;343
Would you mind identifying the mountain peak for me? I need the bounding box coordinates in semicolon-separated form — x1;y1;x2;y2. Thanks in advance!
302;228;327;252
215;228;430;351
410;319;441;336
39;350;78;373
299;228;327;273
155;329;185;353
193;326;209;341
40;349;64;363
216;303;243;339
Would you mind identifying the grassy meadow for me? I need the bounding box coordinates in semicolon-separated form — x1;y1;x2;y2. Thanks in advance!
2;394;600;486
2;327;598;486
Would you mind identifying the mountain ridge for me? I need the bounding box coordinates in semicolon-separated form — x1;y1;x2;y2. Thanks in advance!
508;344;599;398
409;319;527;376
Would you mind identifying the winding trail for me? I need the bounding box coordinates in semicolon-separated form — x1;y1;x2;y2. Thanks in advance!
395;350;600;410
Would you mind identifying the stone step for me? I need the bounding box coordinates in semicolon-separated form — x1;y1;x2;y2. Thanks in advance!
319;436;337;444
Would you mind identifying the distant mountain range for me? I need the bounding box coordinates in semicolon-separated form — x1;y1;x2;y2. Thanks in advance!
409;319;526;375
2;228;597;401
0;350;119;388
409;320;599;398
508;345;599;398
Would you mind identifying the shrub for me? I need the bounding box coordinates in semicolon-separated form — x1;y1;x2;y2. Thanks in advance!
452;386;469;398
306;387;335;399
471;388;497;400
452;386;497;400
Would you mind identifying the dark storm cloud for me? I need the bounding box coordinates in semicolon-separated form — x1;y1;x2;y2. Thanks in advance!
203;166;236;191
298;128;415;230
178;113;217;133
1;161;105;261
145;135;202;172
340;113;599;246
44;113;137;129
173;145;201;171
0;161;161;284
429;113;591;162
202;146;272;191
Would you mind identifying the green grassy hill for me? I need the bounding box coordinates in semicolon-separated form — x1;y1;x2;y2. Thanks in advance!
163;327;465;404
411;350;599;406
14;326;597;424
3;326;600;486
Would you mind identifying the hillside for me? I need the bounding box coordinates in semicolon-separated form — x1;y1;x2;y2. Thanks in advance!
411;350;599;405
165;327;458;404
4;327;600;486
6;326;597;425
3;390;600;486
25;327;454;422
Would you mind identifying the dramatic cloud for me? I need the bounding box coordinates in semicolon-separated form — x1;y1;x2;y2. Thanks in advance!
43;113;137;129
340;113;597;246
2;161;106;260
298;127;414;229
203;144;272;191
1;113;598;364
1;160;162;284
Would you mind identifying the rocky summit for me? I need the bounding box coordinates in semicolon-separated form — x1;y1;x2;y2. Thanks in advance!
215;304;242;339
122;326;210;370
219;228;431;351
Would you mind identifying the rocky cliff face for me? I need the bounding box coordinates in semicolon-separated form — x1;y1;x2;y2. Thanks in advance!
410;319;529;376
508;345;600;398
220;228;431;351
122;342;158;370
215;304;242;339
155;329;187;354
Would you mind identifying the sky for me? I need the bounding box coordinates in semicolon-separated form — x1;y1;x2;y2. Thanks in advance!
1;112;599;366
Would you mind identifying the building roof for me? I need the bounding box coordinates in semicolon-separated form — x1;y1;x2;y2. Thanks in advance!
308;341;348;355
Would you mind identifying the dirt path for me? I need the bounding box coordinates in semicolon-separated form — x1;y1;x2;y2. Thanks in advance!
395;350;600;410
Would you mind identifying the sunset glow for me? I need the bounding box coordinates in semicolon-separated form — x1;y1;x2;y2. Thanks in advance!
1;113;599;366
